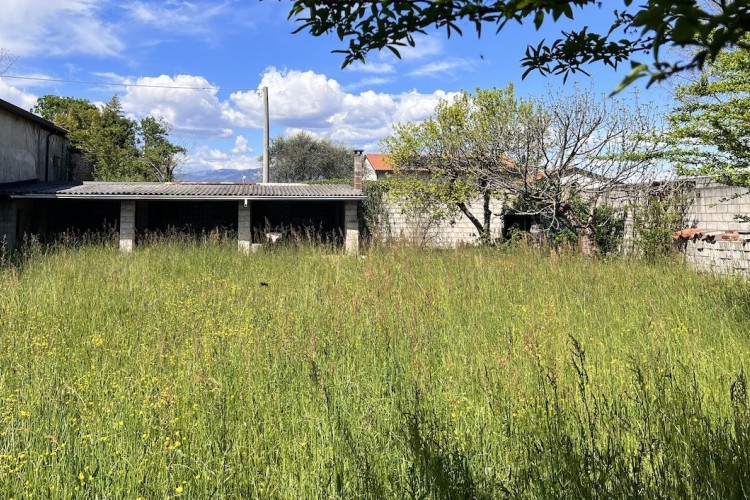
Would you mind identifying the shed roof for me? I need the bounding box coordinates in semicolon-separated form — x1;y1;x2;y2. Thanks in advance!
0;181;365;201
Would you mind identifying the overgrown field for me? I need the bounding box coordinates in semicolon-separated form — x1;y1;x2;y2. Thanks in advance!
0;243;749;498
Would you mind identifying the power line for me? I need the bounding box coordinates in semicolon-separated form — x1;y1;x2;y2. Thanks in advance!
0;74;258;92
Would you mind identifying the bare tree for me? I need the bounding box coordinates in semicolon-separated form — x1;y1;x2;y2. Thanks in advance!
481;87;664;254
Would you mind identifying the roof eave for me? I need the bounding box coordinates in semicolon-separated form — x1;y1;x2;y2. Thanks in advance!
8;193;366;201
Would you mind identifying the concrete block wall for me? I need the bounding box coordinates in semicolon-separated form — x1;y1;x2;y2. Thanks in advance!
383;196;504;247
685;180;750;232
681;180;750;273
684;239;750;274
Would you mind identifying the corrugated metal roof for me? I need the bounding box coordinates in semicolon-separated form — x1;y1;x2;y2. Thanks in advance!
0;181;365;200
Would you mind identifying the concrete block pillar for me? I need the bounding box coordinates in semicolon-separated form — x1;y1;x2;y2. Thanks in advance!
119;200;136;252
0;199;18;249
344;200;359;255
238;201;252;253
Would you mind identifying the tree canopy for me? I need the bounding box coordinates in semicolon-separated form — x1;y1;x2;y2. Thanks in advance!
33;95;186;182
266;131;353;182
287;0;750;89
665;36;750;186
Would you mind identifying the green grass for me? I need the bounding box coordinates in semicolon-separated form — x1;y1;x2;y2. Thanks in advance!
0;242;749;498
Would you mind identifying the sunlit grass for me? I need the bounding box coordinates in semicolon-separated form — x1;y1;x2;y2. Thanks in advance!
0;242;748;497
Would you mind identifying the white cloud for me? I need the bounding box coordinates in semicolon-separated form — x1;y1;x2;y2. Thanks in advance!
0;0;124;57
346;62;396;74
230;68;347;128
124;1;229;35
409;58;476;77
118;74;234;137
230;67;457;147
231;135;250;154
0;78;39;111
185;144;258;171
395;36;444;61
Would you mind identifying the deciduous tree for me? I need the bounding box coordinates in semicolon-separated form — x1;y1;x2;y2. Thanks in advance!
33;95;185;182
665;36;750;187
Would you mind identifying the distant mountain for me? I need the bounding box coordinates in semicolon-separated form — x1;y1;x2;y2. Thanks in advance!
176;168;263;183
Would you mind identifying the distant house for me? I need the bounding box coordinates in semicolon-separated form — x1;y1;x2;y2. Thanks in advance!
364;153;394;180
0;97;364;253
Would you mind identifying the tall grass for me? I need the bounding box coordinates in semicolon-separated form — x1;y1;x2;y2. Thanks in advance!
0;242;748;497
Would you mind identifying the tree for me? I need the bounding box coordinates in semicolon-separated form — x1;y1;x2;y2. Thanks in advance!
287;0;750;89
384;84;662;253
665;36;750;187
266;131;353;182
139;117;187;182
33;95;185;182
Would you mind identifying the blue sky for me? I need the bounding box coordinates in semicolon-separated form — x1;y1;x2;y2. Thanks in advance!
0;0;675;173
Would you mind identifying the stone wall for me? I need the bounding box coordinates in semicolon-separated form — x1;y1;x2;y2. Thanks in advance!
383;197;504;247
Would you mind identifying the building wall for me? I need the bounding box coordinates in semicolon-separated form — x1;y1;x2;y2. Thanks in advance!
684;239;750;274
0;106;69;184
680;179;750;273
383;196;504;247
684;179;750;232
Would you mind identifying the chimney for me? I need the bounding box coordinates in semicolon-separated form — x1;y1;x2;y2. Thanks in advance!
353;149;364;191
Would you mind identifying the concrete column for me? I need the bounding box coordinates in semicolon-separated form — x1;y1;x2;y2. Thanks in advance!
238;201;252;253
0;199;18;249
344;200;359;255
119;200;136;252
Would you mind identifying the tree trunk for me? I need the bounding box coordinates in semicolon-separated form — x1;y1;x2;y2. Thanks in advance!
576;225;598;256
482;189;492;244
562;202;599;256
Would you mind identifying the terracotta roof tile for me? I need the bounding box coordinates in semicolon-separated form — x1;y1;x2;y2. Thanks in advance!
365;153;395;172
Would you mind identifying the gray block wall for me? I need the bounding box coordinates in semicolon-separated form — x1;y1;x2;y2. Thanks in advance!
682;179;750;273
383;196;504;247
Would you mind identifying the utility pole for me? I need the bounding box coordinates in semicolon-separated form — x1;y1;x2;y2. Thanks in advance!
262;86;270;183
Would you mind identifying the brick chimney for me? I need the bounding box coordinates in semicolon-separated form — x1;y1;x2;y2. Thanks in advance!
353;149;364;191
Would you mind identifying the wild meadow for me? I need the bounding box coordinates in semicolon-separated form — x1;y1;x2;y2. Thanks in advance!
0;240;749;498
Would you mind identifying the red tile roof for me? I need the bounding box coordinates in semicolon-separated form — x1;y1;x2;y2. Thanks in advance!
365;153;395;172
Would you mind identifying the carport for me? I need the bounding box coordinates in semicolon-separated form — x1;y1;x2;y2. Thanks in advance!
0;181;365;254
